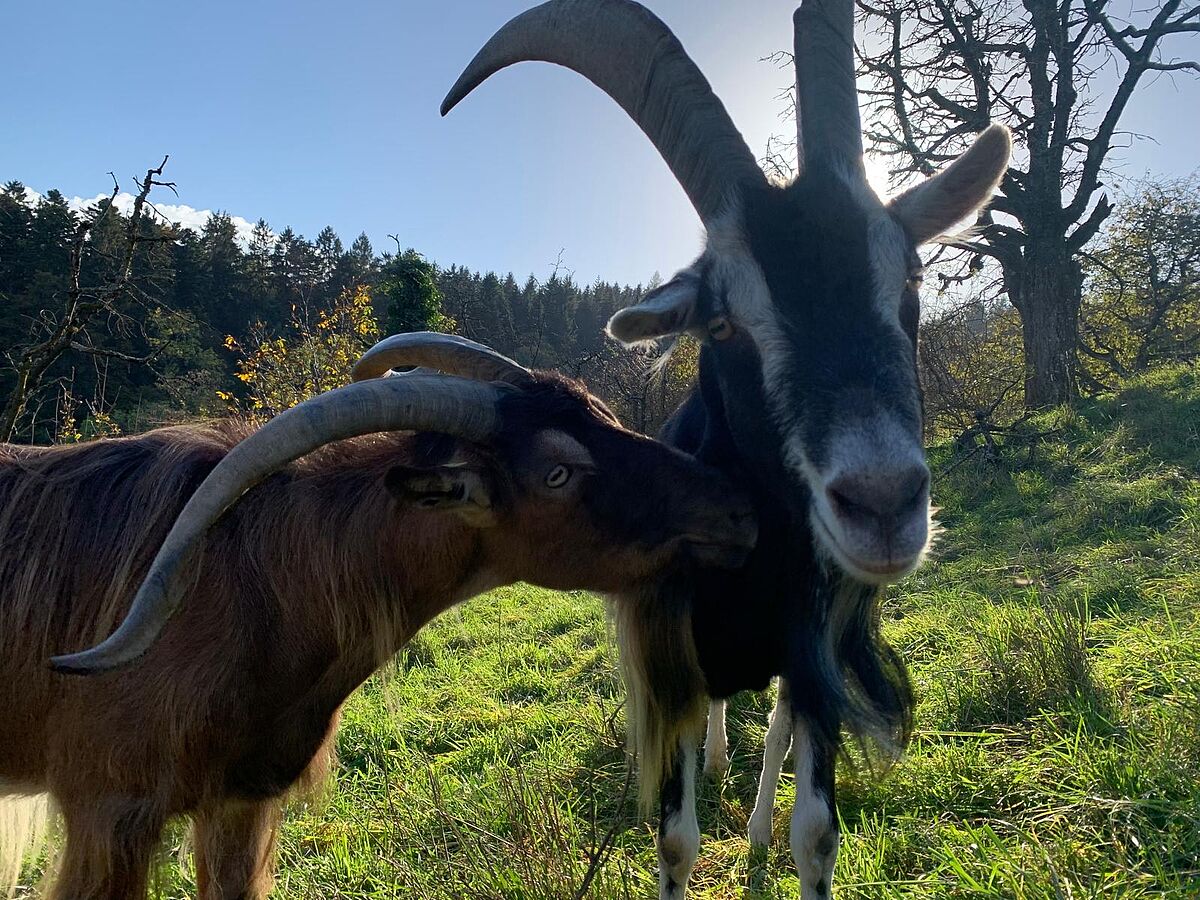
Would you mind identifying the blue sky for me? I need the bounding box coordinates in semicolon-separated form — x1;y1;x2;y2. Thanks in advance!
3;0;1197;286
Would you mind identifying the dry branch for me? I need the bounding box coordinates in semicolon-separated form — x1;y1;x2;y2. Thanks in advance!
1;156;176;442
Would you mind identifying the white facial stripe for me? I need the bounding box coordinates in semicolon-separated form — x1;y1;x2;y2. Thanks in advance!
703;200;917;501
868;215;911;321
704;184;931;586
784;433;823;491
705;216;803;459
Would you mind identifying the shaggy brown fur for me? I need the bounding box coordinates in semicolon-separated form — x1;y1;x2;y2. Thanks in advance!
0;378;753;900
0;424;447;899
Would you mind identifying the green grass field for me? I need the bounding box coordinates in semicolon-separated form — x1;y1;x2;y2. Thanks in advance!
22;366;1200;898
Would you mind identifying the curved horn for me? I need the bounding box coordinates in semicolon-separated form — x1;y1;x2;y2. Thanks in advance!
49;374;509;676
442;0;766;223
793;0;865;175
352;332;532;385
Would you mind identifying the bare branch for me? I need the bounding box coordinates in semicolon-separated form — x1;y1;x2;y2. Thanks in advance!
0;156;175;442
67;342;165;364
1067;192;1113;249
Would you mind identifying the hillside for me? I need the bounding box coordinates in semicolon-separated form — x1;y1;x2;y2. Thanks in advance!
15;365;1200;898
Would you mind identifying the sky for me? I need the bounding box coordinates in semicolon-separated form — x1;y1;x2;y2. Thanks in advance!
3;0;1197;287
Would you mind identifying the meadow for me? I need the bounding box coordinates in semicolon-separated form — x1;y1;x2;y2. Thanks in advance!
16;365;1200;898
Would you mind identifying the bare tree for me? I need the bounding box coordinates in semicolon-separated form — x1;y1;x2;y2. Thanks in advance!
1;158;177;442
857;0;1199;406
1079;174;1200;388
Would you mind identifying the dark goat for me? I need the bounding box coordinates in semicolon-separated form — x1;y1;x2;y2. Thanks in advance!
0;334;755;900
441;1;1010;895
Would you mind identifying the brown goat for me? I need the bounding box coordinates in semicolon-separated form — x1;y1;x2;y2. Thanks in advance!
0;334;755;900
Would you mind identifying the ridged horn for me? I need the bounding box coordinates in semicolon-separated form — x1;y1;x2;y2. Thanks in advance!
352;332;532;385
793;0;865;175
49;374;509;675
442;0;766;223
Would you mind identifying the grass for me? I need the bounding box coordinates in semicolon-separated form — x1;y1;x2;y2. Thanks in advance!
18;365;1200;898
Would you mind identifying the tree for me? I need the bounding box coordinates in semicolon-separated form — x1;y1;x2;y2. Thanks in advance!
570;336;698;435
139;305;224;426
313;225;345;303
342;232;376;287
29;190;77;270
199;212;248;337
0;182;34;293
475;271;516;353
270;227;319;323
0;158;176;442
539;272;578;367
857;0;1200;406
376;246;454;335
223;285;379;417
0;166;694;440
246;219;274;291
1079;176;1200;388
0;183;40;354
437;264;482;337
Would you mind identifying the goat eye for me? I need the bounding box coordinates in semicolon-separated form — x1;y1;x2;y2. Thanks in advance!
906;273;924;293
544;464;572;489
707;316;734;341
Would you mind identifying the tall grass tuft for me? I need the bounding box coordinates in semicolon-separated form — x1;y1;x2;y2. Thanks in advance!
948;597;1112;730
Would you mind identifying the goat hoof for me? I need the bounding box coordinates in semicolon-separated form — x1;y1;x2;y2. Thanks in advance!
748;813;773;849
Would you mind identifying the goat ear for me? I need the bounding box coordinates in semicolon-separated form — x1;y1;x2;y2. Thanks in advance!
385;465;495;526
606;270;701;346
889;124;1012;244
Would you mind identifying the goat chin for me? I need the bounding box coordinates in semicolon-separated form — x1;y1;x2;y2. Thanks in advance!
0;791;52;900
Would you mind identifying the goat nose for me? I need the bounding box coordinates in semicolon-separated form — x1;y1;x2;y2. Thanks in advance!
826;465;929;526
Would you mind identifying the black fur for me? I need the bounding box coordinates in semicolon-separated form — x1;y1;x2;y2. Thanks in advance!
666;385;913;759
654;167;919;761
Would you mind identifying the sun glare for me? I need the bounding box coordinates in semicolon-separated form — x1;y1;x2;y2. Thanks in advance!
864;153;896;198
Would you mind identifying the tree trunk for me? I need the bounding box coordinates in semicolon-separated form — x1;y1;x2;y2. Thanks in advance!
0;370;30;443
1012;252;1083;408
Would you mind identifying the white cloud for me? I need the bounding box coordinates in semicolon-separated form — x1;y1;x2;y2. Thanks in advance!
20;187;262;245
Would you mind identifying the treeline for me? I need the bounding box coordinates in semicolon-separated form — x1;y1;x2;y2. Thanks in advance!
0;180;687;443
2;173;1196;448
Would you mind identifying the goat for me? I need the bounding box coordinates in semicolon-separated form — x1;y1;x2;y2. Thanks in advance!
0;332;757;900
440;0;1011;895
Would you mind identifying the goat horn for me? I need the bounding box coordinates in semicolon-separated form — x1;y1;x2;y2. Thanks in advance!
793;0;865;176
352;332;532;385
48;374;509;676
441;0;766;223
